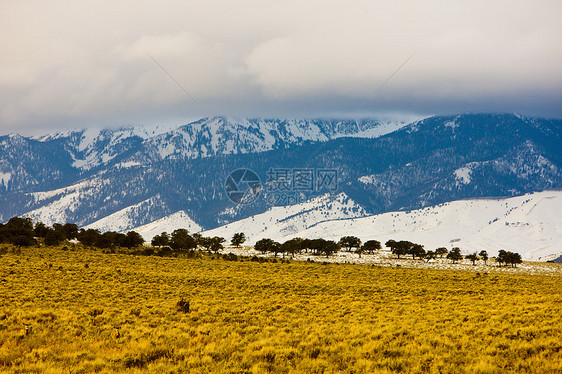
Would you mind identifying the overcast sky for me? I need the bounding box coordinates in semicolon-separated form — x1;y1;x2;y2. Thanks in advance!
1;0;561;135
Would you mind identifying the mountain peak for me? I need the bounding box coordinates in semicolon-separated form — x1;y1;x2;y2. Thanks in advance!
1;114;560;241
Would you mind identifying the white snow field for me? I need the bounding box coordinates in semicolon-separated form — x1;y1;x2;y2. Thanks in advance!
132;211;202;241
199;190;562;261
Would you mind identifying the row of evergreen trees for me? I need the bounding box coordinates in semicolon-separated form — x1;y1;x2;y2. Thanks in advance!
0;217;523;266
151;230;226;252
0;217;145;249
251;235;522;267
0;217;228;253
251;237;384;259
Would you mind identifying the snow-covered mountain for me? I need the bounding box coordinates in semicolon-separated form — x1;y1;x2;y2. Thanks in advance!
200;190;562;261
1;114;561;245
139;117;407;162
0;116;408;225
1;116;406;179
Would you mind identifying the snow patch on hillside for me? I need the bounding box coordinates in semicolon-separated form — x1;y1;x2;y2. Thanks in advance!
29;179;99;201
358;174;377;185
144;117;409;161
85;196;162;233
444;120;459;129
204;191;562;261
0;172;11;186
24;189;82;225
21;179;106;225
133;211;202;240
201;192;369;244
454;167;472;185
115;161;141;169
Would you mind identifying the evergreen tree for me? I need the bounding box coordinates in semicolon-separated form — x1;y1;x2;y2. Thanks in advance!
231;233;246;248
281;238;302;258
361;240;382;254
338;236;362;252
0;217;36;246
479;250;489;265
152;232;170;247
466;252;479;265
124;231;144;248
435;247;448;258
410;243;426;260
34;222;49;238
424;250;436;263
77;228;101;247
170;229;196;250
255;238;276;254
496;250;508;266
44;228;66;246
447;247;463;264
209;237;226;254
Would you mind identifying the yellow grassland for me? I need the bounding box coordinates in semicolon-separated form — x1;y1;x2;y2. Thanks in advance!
0;245;561;373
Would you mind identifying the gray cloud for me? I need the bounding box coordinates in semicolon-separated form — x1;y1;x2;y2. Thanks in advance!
1;0;561;135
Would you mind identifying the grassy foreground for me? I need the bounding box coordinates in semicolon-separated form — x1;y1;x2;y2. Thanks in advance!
0;246;561;373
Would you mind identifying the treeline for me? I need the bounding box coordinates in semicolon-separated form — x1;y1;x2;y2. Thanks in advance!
150;230;226;253
252;236;383;258
384;239;522;267
252;235;523;267
0;217;145;249
1;217;523;266
0;217;227;255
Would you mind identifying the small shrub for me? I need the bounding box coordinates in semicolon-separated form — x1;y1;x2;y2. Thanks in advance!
124;348;172;368
141;247;154;256
309;348;321;359
88;309;103;318
223;253;238;261
177;298;190;313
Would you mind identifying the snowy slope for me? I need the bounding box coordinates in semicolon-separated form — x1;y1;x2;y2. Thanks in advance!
202;191;562;261
201;192;369;244
84;196;166;233
133;211;202;240
2;113;560;234
22;179;104;225
15;117;409;175
140;117;408;161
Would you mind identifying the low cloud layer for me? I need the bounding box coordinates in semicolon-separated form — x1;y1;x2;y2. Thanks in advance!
1;0;561;134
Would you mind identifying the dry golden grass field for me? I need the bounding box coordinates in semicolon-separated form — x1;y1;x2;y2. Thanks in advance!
0;245;561;373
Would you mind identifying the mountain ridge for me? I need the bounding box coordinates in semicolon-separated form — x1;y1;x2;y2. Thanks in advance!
1;113;560;240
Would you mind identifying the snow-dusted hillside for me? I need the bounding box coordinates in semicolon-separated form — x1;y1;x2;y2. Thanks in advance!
50;125;177;171
84;196;168;233
200;192;368;242
22;179;104;225
27;116;407;171
1;113;560;235
138;117;407;161
133;211;202;240
201;191;562;261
